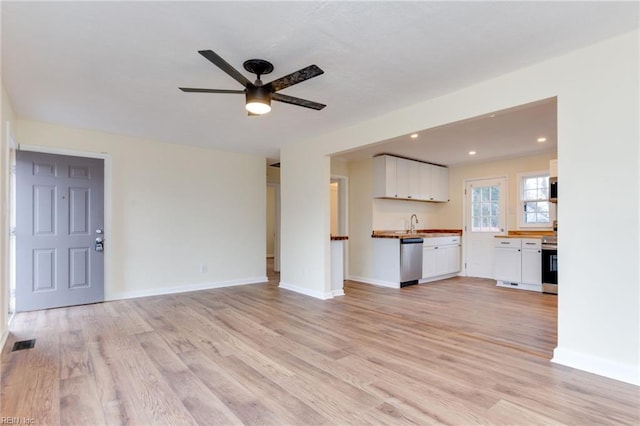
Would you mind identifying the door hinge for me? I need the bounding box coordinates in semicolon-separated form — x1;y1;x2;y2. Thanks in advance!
10;227;16;236
10;165;16;175
464;188;467;195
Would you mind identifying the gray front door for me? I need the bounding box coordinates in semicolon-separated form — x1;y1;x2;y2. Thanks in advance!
16;151;104;311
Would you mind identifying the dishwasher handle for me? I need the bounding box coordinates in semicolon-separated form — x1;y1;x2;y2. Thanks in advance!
400;238;424;244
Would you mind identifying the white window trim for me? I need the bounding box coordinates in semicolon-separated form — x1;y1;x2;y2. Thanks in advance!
517;170;556;229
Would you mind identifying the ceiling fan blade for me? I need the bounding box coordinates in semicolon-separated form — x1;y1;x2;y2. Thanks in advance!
179;88;245;94
264;65;324;92
271;93;326;110
198;50;252;87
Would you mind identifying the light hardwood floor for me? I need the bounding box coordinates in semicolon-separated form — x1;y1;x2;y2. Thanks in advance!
2;263;638;425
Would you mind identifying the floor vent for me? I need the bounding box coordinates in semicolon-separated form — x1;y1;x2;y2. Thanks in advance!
12;339;36;352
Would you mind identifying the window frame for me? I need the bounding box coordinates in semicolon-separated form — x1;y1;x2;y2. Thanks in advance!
517;170;556;229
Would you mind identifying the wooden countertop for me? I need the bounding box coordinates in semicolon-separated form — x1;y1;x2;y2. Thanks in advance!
372;229;462;239
495;230;555;239
331;236;348;241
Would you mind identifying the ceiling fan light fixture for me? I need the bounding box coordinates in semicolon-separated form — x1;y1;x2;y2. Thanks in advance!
245;86;271;115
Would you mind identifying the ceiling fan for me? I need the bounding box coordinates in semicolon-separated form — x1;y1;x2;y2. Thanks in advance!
179;50;326;115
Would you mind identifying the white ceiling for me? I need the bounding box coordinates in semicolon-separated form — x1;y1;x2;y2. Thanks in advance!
2;2;638;165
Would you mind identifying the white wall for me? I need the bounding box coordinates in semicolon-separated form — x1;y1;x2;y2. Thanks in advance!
280;30;639;385
15;120;267;299
280;144;332;299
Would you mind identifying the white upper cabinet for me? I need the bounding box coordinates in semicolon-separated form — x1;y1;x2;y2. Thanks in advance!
373;155;398;198
431;165;449;202
395;157;412;199
373;155;449;202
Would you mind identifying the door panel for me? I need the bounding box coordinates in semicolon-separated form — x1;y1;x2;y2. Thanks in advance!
464;177;506;278
16;151;104;311
33;249;56;291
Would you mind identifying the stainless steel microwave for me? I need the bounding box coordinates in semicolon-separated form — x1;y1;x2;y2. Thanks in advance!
549;177;557;203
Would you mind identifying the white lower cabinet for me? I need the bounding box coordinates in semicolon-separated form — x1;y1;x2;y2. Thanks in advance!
494;237;542;291
422;236;461;281
521;240;542;285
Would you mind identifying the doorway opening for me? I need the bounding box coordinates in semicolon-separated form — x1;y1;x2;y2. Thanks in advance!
266;183;280;273
331;175;348;278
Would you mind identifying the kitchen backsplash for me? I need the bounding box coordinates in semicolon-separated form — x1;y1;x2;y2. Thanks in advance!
372;198;444;230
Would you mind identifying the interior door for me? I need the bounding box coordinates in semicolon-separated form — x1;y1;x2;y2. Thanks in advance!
464;177;506;278
16;151;104;311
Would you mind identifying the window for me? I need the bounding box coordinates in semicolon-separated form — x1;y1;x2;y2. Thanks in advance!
518;172;554;227
471;184;501;232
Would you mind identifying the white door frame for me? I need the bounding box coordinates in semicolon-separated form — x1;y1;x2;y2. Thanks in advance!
461;175;508;277
15;144;112;302
4;123;18;331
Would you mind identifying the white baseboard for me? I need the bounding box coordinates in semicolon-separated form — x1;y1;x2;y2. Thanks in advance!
331;289;345;297
346;275;400;289
1;312;16;353
105;276;268;301
278;282;334;300
0;329;8;353
496;281;542;292
420;272;460;284
552;346;640;386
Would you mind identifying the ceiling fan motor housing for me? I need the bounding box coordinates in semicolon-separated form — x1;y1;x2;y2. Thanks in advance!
246;85;271;114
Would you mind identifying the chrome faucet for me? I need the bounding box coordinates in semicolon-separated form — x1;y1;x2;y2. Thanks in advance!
410;214;419;234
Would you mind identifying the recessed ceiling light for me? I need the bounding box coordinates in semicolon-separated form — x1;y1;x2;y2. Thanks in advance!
410;133;419;139
489;114;496;118
469;151;477;156
537;137;547;143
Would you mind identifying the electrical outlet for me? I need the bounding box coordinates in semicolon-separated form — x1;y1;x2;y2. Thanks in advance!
200;263;208;273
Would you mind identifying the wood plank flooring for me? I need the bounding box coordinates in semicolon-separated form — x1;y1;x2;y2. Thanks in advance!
2;264;639;425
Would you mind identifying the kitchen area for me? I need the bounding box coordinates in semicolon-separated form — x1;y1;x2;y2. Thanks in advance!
331;98;559;294
356;153;558;293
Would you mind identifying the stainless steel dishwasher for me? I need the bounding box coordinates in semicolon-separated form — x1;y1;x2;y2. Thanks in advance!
400;237;423;287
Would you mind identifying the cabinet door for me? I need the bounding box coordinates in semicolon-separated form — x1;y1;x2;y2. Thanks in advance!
434;246;449;276
420;163;433;201
408;160;422;199
445;244;461;274
494;248;521;282
395;158;411;199
373;155;397;198
422;246;437;278
521;248;542;285
431;165;449;202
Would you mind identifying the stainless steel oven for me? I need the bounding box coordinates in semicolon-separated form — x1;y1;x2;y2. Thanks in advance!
541;236;557;294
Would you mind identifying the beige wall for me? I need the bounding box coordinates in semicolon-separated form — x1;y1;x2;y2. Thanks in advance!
280;30;639;385
14;119;267;300
266;165;280;184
